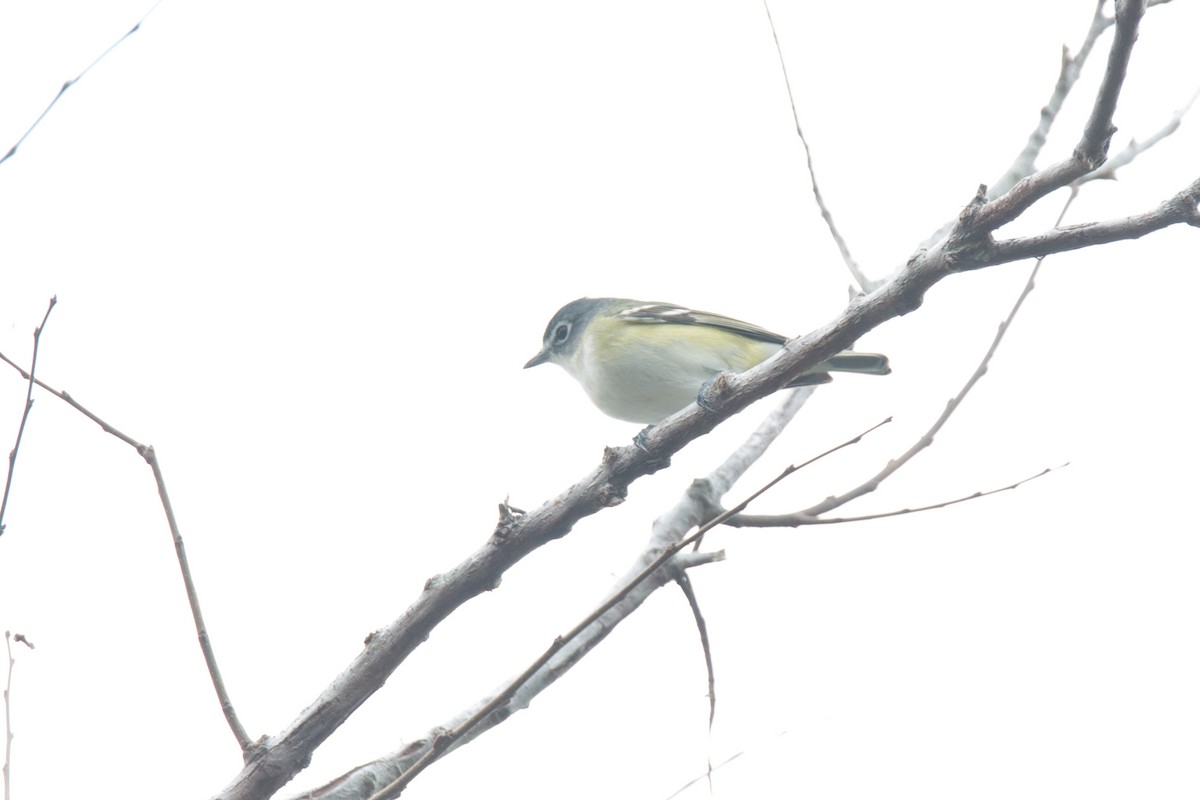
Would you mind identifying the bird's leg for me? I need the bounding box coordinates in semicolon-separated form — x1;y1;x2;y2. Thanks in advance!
696;371;734;414
633;424;655;453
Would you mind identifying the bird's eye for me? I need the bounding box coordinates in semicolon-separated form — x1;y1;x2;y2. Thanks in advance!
552;322;571;345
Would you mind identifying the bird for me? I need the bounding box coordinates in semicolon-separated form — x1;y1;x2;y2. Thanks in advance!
525;297;890;424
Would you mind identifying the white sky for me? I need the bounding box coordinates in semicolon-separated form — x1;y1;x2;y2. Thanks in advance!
1;1;1198;798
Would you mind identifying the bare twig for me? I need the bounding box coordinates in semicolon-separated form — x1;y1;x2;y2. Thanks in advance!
144;446;254;754
663;731;788;800
675;572;717;728
762;0;871;291
703;388;813;500
733;465;1064;527
1078;87;1199;183
0;1;165;168
696;417;889;545
3;632;12;800
0;297;56;537
649;388;813;555
0;356;140;450
2;631;31;800
0;359;252;753
674;573;717;795
700;419;892;537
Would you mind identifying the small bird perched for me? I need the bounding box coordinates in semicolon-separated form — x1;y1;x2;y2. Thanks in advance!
525;297;890;424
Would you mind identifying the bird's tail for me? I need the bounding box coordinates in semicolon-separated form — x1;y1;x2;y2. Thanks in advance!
820;351;890;375
787;351;890;387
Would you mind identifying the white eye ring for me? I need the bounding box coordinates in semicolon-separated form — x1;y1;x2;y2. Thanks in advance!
552;322;571;345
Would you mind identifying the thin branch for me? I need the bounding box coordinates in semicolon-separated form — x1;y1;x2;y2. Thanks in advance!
704;388;813;501
0;1;165;168
3;632;13;800
733;465;1064;527
691;402;888;554
674;573;718;796
675;573;716;728
0;359;253;753
762;0;870;291
1077;86;1200;183
145;446;254;753
0;356;140;450
0;297;56;537
698;418;889;542
648;388;813;556
663;731;789;800
1;632;29;800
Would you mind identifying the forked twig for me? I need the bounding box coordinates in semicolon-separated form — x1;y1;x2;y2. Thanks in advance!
694;416;889;546
732;465;1064;527
0;354;253;753
663;730;789;800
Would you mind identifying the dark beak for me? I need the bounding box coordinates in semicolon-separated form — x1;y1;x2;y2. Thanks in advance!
524;350;550;369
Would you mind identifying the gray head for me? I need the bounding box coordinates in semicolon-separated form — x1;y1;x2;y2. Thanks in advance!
524;297;616;369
